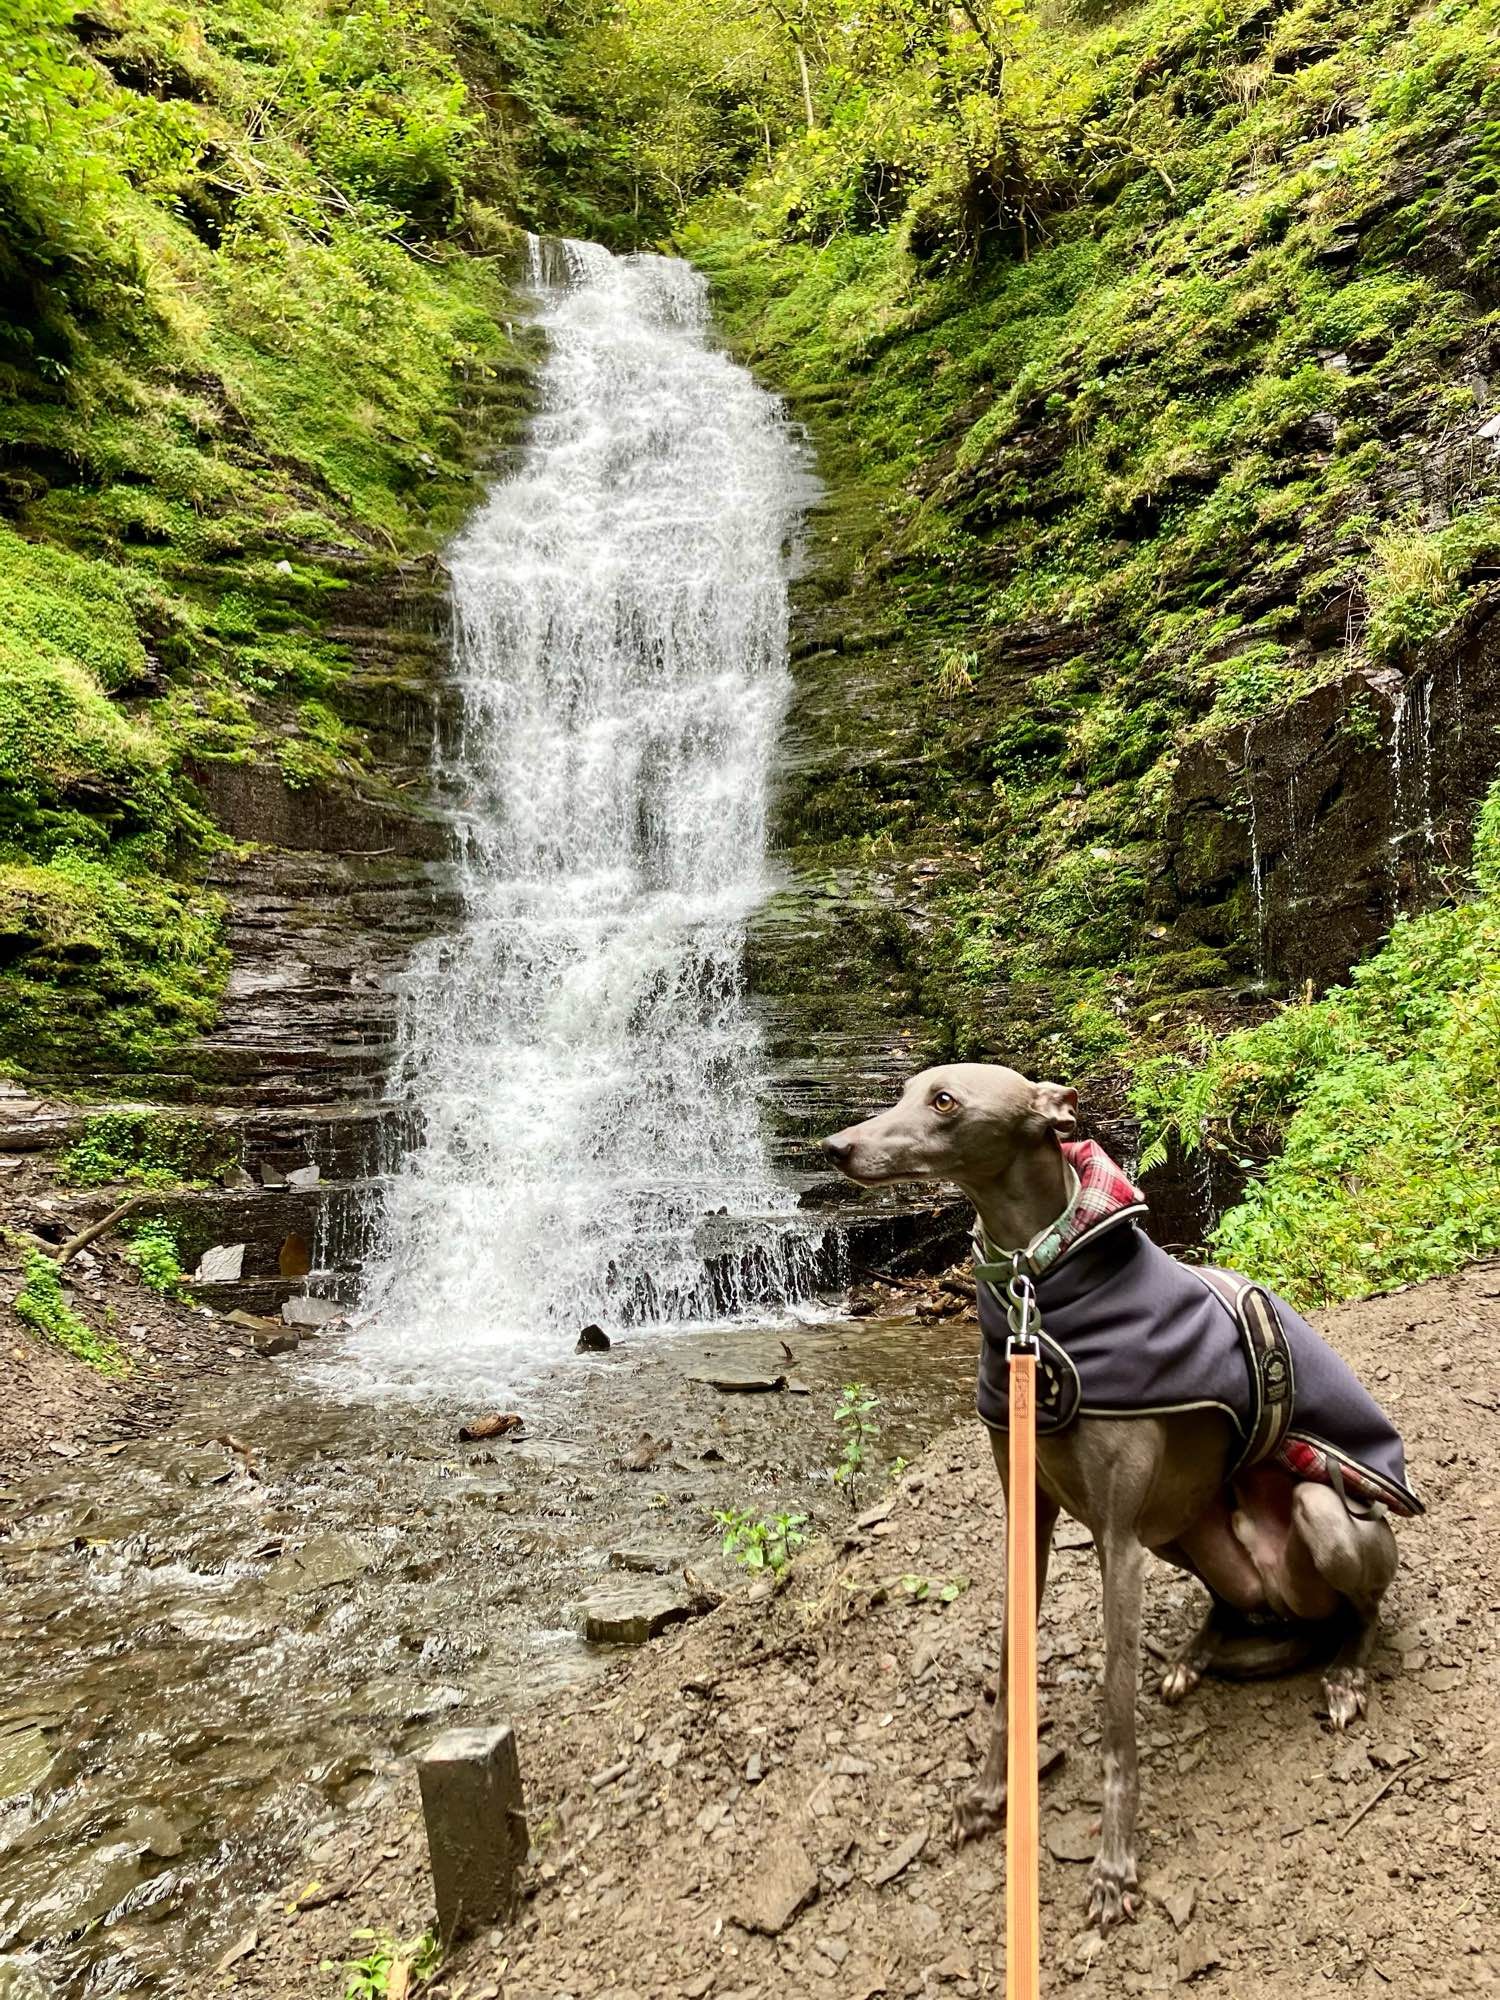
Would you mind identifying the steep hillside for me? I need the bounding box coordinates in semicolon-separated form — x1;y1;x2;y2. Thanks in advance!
628;0;1500;1280
679;0;1499;1081
0;0;545;1077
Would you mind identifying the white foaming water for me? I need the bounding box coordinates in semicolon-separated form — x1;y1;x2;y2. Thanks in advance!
356;239;821;1385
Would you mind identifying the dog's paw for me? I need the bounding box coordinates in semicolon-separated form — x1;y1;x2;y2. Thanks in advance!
1323;1665;1367;1729
1159;1660;1201;1705
951;1784;1007;1847
1086;1853;1139;1932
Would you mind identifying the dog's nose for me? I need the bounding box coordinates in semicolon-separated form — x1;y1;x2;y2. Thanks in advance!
823;1132;854;1170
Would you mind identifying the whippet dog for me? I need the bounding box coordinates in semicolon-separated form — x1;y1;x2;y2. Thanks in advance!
824;1063;1416;1929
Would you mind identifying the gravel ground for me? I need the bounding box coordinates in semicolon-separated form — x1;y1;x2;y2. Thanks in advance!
0;1201;244;1488
226;1261;1500;2000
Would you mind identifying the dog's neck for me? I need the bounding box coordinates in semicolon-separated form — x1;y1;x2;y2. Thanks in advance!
957;1140;1070;1254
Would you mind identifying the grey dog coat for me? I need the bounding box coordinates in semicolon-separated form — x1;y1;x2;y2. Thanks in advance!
975;1148;1421;1517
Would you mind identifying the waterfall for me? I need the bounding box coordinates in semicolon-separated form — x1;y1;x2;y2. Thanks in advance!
358;239;821;1380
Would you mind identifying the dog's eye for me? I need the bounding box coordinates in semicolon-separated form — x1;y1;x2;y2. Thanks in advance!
932;1090;957;1113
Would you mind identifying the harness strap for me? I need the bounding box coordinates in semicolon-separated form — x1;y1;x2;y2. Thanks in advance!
1190;1266;1296;1476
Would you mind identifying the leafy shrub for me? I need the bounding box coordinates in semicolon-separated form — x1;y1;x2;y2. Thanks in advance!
122;1219;189;1297
12;1247;127;1372
832;1381;880;1505
1133;786;1500;1307
714;1505;809;1574
329;1927;441;2000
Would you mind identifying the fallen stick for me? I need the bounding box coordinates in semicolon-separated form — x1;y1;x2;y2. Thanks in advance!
1341;1754;1422;1840
53;1192;153;1268
852;1259;926;1292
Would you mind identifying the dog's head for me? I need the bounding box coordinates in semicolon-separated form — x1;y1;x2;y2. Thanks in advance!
822;1063;1077;1190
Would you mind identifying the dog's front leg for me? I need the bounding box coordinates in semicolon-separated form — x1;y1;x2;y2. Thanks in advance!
1089;1527;1144;1928
953;1443;1059;1845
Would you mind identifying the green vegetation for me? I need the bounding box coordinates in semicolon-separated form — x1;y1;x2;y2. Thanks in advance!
2;0;538;1073
714;1504;810;1574
121;1216;191;1295
832;1380;880;1505
327;1927;441;1999
1135;786;1500;1307
12;1246;128;1371
896;1572;969;1604
530;0;1500;1092
60;1108;238;1187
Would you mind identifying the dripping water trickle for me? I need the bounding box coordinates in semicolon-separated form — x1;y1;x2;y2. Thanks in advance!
1242;725;1268;980
1389;668;1436;904
358;239;823;1383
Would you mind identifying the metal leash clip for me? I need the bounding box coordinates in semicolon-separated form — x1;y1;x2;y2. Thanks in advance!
1005;1248;1040;1355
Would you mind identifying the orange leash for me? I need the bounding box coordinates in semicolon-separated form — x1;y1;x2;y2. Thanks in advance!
1006;1270;1042;1999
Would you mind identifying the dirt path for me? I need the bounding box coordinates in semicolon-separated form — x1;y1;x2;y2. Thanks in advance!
231;1263;1500;2000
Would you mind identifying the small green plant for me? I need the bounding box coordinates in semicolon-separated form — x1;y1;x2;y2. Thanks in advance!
933;646;977;698
833;1382;881;1506
899;1573;970;1603
714;1505;809;1575
328;1928;441;1999
122;1220;189;1298
1363;523;1462;663
12;1248;127;1374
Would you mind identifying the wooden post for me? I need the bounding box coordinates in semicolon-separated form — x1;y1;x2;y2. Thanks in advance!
1007;1348;1041;2000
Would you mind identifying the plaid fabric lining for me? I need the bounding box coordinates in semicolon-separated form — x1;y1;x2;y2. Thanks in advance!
1276;1435;1421;1517
1027;1140;1147;1274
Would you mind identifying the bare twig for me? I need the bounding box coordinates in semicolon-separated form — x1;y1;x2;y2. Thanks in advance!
1341;1755;1422;1840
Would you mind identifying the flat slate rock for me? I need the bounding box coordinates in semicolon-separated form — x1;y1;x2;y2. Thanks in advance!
281;1295;342;1328
582;1581;700;1645
735;1834;818;1934
687;1370;787;1394
252;1328;299;1358
608;1545;690;1575
194;1243;245;1284
1045;1809;1097;1863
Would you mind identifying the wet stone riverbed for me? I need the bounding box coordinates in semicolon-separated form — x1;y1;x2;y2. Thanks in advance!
0;1314;975;1997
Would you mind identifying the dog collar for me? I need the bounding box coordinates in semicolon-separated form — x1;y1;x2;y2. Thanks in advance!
972;1141;1148;1285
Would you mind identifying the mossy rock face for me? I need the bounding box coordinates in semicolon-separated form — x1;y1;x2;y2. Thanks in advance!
0;0;543;1087
680;0;1500;1145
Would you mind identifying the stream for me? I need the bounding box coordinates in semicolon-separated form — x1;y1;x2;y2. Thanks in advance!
0;1320;975;1994
1;240;956;1995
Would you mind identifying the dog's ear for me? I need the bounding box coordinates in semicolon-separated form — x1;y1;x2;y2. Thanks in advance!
1033;1081;1079;1137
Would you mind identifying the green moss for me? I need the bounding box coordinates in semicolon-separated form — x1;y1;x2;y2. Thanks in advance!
12;1248;128;1373
0;853;227;1071
60;1109;238;1188
121;1218;190;1297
